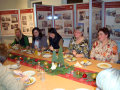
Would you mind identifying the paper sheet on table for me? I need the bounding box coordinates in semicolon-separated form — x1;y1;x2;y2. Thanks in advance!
74;61;82;68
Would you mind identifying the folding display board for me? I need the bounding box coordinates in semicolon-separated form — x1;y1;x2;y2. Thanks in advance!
20;9;35;36
35;5;52;36
105;1;120;40
54;5;74;38
92;2;102;41
0;10;19;36
76;3;102;40
76;3;89;39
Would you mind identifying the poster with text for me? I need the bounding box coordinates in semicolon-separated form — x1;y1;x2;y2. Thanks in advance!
36;5;52;36
20;9;35;36
92;3;102;41
54;5;74;38
0;10;19;36
76;4;89;39
105;2;120;40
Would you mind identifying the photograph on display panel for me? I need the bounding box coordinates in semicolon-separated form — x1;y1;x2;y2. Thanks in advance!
106;8;120;39
0;10;19;35
20;9;35;36
54;5;74;38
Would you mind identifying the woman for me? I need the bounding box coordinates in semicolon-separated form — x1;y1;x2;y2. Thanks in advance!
12;28;29;48
32;27;48;50
67;27;89;58
96;68;120;90
90;27;118;63
0;44;28;90
48;28;63;51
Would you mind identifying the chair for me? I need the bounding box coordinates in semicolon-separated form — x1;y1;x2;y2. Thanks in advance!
117;52;120;64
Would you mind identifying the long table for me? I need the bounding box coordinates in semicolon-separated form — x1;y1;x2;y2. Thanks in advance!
4;50;120;90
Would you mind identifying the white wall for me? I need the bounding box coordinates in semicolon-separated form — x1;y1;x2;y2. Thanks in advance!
0;0;28;10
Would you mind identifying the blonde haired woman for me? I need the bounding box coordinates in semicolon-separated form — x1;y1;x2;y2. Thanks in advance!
66;27;89;58
96;68;120;90
12;28;29;48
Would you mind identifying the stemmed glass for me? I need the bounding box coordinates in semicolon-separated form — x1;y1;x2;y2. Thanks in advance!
36;62;41;76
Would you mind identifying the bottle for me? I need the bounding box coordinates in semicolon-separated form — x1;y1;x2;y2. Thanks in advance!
36;62;41;72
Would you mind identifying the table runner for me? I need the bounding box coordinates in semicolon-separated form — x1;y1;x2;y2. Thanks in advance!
8;52;97;87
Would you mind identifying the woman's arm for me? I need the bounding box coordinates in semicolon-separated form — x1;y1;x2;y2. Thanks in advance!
110;44;118;63
90;41;97;60
24;36;30;48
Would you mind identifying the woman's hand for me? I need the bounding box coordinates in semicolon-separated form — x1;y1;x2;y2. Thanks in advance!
72;50;77;56
21;75;29;83
34;45;38;50
14;70;23;76
49;46;54;51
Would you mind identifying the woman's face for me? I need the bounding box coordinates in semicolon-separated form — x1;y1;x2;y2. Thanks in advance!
15;30;21;37
98;31;108;41
74;30;82;38
33;30;39;37
49;33;55;39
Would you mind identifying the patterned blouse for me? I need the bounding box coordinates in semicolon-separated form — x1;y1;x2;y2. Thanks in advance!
90;39;118;63
69;37;89;58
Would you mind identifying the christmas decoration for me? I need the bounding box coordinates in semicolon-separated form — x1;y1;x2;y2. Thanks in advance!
27;57;30;60
51;62;57;70
8;53;96;85
35;59;38;62
52;50;57;62
91;73;97;79
34;50;38;56
8;54;12;57
82;73;87;78
44;61;48;66
19;56;23;60
76;70;81;75
58;46;64;66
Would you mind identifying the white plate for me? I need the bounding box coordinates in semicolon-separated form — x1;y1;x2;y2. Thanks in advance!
97;63;112;69
80;61;92;65
10;64;20;69
75;88;89;90
23;71;35;76
43;54;52;58
64;54;73;59
26;52;32;54
53;88;65;90
24;77;36;86
66;57;76;62
0;63;2;66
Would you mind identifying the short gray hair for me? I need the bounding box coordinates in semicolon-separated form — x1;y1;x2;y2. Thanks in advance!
96;68;120;90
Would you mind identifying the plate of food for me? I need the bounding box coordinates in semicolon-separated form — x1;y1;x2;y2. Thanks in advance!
43;54;52;58
66;57;76;62
24;77;36;86
23;71;35;77
64;54;73;59
80;60;92;66
42;51;52;58
12;45;19;50
97;63;112;69
26;50;32;54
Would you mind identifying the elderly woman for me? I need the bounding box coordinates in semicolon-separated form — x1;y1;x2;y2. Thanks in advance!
12;28;29;48
90;27;118;63
48;28;63;52
0;44;28;90
66;27;89;58
96;68;120;90
32;27;48;50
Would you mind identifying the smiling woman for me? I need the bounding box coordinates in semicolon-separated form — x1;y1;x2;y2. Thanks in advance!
90;27;118;63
